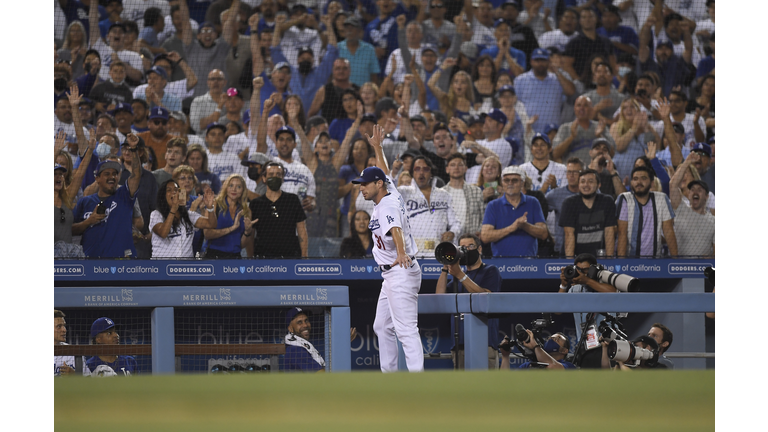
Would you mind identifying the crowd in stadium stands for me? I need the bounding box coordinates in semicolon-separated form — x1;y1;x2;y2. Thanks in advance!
54;0;714;259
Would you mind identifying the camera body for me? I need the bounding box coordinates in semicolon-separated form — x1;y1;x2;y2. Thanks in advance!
500;314;555;363
564;263;639;292
576;313;658;368
434;242;474;266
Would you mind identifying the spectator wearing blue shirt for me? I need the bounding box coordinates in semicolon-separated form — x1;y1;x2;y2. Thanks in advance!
328;89;363;143
139;7;166;54
339;16;381;87
513;48;572;134
98;0;124;39
72;136;143;258
478;20;527;76
271;16;338;112
597;5;639;57
363;0;409;78
480;166;548;257
133;66;182;112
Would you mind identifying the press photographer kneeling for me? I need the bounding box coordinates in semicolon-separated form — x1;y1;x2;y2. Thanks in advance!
435;234;502;370
558;253;639;368
499;327;575;370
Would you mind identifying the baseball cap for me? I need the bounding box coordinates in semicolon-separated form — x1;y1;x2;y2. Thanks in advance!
532;132;551;147
55;163;67;173
485;108;508;126
273;62;292;73
120;135;146;149
374;97;400;118
95;160;123;175
91;317;119;339
79;97;95;107
410;115;427;126
226;87;243;99
687;179;710;194
604;4;622;20
496;85;515;97
275;125;296;141
421;44;438;55
344;16;363;28
494;18;510;28
501;0;522;9
198;21;215;34
460;41;478;60
543;123;559;135
467;115;484;127
241;152;271;167
692;142;711;157
591;137;614;155
286;307;311;327
672;122;685;134
400;149;421;161
433;121;451;135
531;48;550;60
351;166;389;184
149;106;170;120
206;122;227;135
360;113;377;125
146;65;168;81
657;39;674;50
291;4;308;14
110;102;133;116
108;22;127;33
501;165;526;181
298;46;314;57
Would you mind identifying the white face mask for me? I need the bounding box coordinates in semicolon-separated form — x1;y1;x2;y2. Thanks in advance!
618;66;632;77
96;142;112;160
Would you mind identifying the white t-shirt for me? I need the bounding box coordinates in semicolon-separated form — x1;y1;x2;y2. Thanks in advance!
369;175;418;266
385;47;423;85
92;39;143;82
479;137;514;168
538;29;578;52
207;150;242;184
520;161;567;191
279;26;323;67
271;157;316;198
149;210;202;258
397;181;461;258
517;11;556;39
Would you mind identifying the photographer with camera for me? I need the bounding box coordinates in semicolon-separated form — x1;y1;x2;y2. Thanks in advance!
608;335;661;371
435;234;501;369
559;253;617;343
500;331;575;370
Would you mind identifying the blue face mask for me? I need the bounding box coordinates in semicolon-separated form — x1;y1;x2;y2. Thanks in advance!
543;339;562;355
96;142;112;160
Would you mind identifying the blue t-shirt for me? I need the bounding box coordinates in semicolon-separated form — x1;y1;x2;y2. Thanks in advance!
478;46;527;70
482;194;546;257
513;71;565;134
696;56;715;79
448;264;502;349
258;71;291;118
86;355;137;376
338;40;381;88
74;185;138;258
328;117;355;144
206;198;246;254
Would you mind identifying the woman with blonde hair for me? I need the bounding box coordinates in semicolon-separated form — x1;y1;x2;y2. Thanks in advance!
474;156;503;206
428;58;475;120
610;97;660;180
57;21;88;77
203;174;255;258
360;82;379;115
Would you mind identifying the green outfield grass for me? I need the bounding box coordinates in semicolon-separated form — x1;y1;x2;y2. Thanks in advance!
55;370;714;432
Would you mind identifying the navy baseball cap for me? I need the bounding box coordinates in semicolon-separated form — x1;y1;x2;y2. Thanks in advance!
206;122;227;135
275;125;296;141
494;18;510;28
198;21;215;34
692;142;711;157
241;151;271;167
344;16;363;28
286;307;311;326
543;123;559;135
657;39;674;50
687;179;710;194
467;115;484;127
95;160;122;175
54;163;67;173
298;46;313;57
360;113;377;124
351;166;389;184
108;22;127;33
410;115;427;126
421;44;438;55
110;102;133;116
486;108;508;126
90;317;119;338
149;106;170;120
532;132;551;147
496;85;515;97
146;65;168;81
531;48;550;60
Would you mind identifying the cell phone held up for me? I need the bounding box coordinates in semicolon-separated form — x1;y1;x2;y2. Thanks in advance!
96;202;106;215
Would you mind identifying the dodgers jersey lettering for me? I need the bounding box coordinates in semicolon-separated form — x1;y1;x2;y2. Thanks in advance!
369;175;418;265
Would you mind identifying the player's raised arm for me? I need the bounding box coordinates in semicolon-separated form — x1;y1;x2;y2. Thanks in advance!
365;124;389;174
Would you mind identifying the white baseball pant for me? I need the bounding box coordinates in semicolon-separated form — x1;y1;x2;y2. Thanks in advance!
373;260;424;372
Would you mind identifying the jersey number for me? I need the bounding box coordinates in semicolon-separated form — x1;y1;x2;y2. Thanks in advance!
375;234;385;250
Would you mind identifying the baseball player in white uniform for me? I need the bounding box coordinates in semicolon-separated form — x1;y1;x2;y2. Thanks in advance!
353;124;424;372
54;310;76;377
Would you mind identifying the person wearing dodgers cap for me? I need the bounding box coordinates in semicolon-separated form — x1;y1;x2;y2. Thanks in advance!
137;65;182;112
283;307;358;372
85;317;138;377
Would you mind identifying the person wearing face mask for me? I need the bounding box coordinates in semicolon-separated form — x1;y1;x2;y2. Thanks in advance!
500;331;576;370
240;152;270;199
271;12;338;112
247;162;308;258
435;234;502;370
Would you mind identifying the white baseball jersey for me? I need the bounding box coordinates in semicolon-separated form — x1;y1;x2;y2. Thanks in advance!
369;175;418;266
520;161;568;191
271;157;317;198
397;181;461;258
54;342;75;377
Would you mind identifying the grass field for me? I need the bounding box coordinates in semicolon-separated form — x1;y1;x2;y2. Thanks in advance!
55;370;714;431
